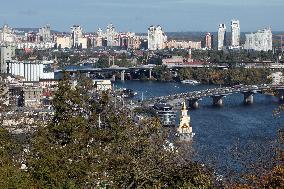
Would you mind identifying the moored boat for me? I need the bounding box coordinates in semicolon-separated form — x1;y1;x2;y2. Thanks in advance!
181;80;200;85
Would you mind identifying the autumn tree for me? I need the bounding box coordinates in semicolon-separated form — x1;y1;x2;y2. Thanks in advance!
27;73;218;188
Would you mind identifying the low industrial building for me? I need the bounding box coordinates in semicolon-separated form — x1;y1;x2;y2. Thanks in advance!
7;60;54;81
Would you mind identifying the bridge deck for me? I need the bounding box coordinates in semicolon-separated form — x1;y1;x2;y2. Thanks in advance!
143;84;281;106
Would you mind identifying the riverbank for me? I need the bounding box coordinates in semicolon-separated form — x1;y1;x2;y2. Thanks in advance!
131;66;274;85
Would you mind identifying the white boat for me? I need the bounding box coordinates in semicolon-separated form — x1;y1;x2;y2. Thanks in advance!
181;80;200;85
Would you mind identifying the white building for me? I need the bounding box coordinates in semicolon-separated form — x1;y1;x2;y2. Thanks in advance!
56;36;71;49
77;37;88;49
0;24;17;44
71;25;83;48
71;79;112;91
218;24;226;50
148;25;167;50
244;28;272;52
231;19;240;48
270;72;283;85
16;42;55;50
93;80;112;91
0;45;15;73
8;61;54;81
38;25;51;42
106;24;118;47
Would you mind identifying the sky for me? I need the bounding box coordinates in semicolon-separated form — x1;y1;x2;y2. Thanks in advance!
0;0;283;33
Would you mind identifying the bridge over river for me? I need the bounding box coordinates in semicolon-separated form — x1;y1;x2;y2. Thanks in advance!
143;84;284;109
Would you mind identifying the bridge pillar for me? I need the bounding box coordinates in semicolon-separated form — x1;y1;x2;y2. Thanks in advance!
149;69;152;79
112;74;116;81
121;70;125;81
243;92;254;105
276;89;284;101
212;95;224;107
188;99;199;109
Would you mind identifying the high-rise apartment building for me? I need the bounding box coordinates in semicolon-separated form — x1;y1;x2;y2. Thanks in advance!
106;24;118;47
231;19;240;47
148;25;167;50
244;28;272;51
39;25;51;42
218;24;226;50
95;25;139;49
204;32;213;49
71;25;83;48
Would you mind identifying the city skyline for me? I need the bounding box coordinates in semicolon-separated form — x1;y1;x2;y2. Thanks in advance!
0;0;283;32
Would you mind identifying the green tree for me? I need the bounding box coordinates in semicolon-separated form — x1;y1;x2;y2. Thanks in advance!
153;65;174;81
27;74;217;188
0;78;30;188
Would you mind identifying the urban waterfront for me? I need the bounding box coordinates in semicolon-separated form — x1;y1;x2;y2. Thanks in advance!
115;81;284;173
1;0;284;186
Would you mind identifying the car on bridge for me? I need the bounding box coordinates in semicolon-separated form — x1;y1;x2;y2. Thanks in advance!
251;85;258;89
224;88;231;92
234;84;244;89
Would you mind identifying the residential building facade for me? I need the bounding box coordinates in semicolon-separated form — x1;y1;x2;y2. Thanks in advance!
218;24;226;50
231;19;240;47
148;25;167;50
244;28;272;51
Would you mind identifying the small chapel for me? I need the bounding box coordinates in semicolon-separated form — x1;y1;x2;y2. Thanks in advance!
177;101;194;141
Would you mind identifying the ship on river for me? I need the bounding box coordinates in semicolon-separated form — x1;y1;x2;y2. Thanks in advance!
181;80;200;85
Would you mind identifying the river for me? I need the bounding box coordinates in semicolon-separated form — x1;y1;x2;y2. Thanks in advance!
115;80;284;175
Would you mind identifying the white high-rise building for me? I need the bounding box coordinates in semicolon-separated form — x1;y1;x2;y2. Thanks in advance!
106;24;118;47
244;28;272;52
148;25;167;50
39;25;51;42
71;25;83;48
218;24;226;50
231;19;240;47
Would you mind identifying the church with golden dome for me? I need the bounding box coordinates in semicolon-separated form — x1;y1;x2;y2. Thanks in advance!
177;101;194;140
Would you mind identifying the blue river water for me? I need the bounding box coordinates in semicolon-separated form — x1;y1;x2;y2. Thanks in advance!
115;81;284;175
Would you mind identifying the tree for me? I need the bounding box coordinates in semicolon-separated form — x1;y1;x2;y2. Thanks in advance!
27;73;98;188
0;77;30;188
153;65;174;81
27;74;217;188
178;68;193;81
97;55;110;68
